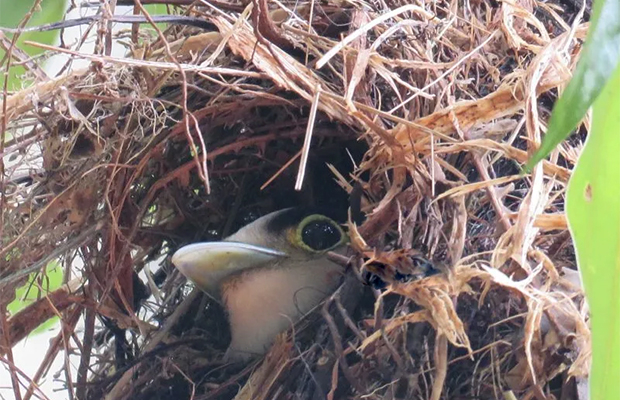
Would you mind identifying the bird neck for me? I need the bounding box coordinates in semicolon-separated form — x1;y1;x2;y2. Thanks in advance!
221;260;342;360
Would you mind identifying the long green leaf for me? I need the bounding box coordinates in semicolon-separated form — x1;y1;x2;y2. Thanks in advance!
566;61;620;400
0;0;66;91
525;0;620;171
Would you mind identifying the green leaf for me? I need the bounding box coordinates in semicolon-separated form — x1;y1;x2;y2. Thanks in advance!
525;0;620;171
566;61;620;400
7;261;64;336
0;0;66;91
144;4;171;32
145;4;171;15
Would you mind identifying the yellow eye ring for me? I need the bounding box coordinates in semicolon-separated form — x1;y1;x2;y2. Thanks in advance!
289;214;347;253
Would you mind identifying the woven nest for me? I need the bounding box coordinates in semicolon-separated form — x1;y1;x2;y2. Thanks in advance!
1;0;591;399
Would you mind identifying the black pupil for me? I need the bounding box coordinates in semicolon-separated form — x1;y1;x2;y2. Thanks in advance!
301;220;341;251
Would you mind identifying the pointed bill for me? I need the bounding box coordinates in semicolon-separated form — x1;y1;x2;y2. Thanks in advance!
171;242;286;294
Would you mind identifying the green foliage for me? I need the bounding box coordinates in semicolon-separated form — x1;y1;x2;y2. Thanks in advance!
145;4;170;16
144;4;171;32
0;0;66;91
523;0;620;397
525;0;620;170
566;62;620;400
7;261;64;335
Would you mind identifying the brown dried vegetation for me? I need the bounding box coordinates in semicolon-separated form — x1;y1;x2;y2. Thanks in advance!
0;0;590;399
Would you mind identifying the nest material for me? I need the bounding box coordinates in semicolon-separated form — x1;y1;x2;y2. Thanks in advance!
1;0;591;399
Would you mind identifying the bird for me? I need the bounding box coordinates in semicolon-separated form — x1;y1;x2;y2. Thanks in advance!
171;207;348;361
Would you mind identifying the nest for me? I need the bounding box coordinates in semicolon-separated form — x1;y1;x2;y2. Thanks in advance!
1;0;591;399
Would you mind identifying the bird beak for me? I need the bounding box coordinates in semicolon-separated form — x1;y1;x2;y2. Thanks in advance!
171;242;287;294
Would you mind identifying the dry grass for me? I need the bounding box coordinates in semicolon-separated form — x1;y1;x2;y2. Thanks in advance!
0;0;591;399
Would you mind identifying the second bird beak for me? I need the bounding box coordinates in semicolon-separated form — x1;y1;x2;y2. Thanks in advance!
171;242;287;295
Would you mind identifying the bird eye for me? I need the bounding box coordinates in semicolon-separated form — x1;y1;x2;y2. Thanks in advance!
297;215;345;252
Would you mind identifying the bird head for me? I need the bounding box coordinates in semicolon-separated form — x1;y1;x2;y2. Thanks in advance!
171;208;348;360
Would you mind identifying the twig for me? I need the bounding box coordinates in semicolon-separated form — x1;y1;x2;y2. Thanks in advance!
0;309;22;400
472;154;512;232
251;0;294;49
135;0;210;193
260;150;301;190
3;277;84;354
21;41;266;78
326;358;339;400
0;222;102;287
22;307;82;400
0;355;51;400
0;32;48;80
60;310;76;400
389;31;498;114
76;306;96;400
0;15;217;34
318;5;431;68
115;0;246;11
295;84;321;191
105;289;202;397
430;333;448;400
321;288;364;394
334;296;365;343
380;329;407;375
